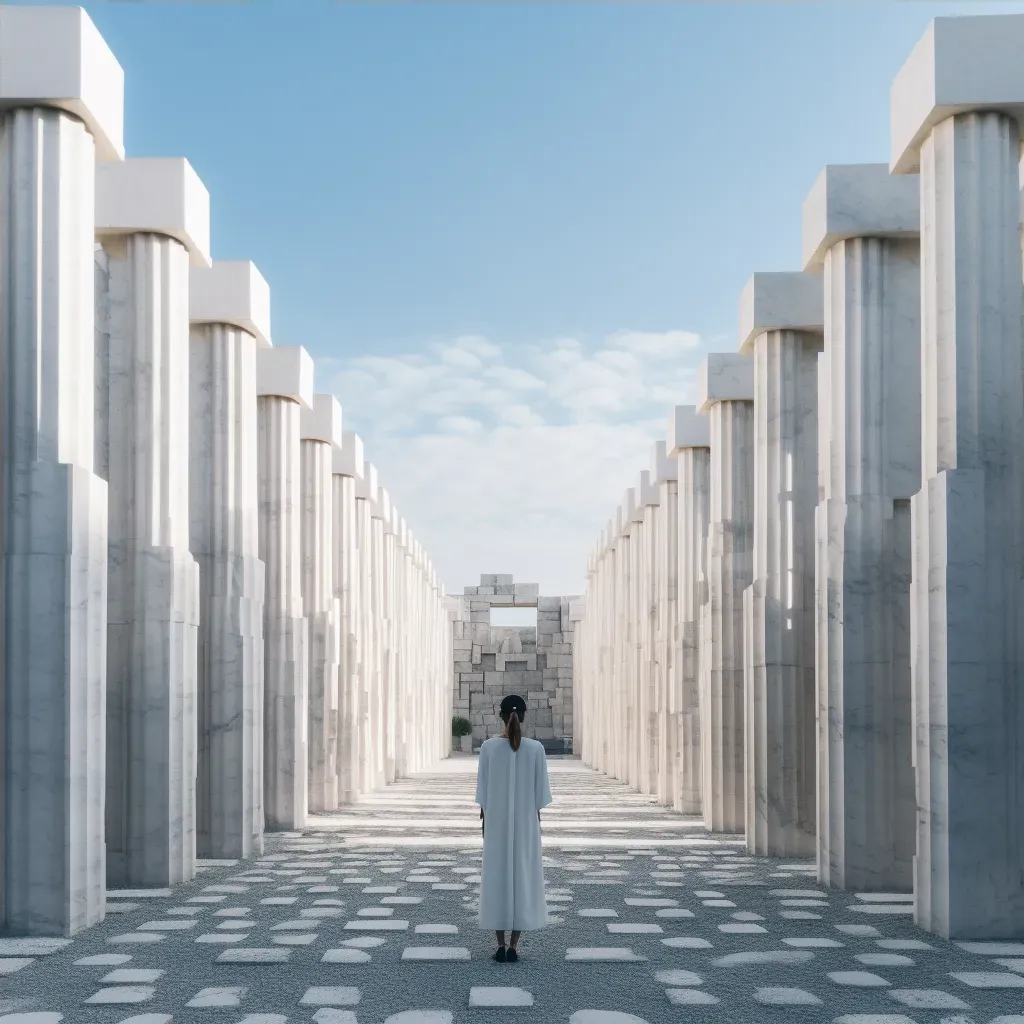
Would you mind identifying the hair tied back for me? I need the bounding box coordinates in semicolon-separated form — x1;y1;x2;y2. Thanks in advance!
507;710;522;752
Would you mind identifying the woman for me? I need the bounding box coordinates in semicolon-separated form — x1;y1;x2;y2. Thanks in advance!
475;693;553;962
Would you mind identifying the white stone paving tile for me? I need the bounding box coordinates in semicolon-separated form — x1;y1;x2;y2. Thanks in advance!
570;1012;651;1024
754;987;823;1006
607;923;662;934
828;972;890;987
712;950;814;966
84;987;156;1005
837;924;882;937
299;987;361;1006
107;890;173;900
322;948;372;963
344;919;409;930
217;948;291;963
662;937;712;949
654;970;702;986
415;924;457;934
665;989;720;1005
187;987;248;1008
273;934;318;946
195;933;247;944
0;960;33;975
108;934;165;945
381;1013;452;1024
950;972;1024;988
654;908;693;918
75;954;133;966
888;990;971;1009
100;970;163;984
116;1016;173;1024
342;937;386;948
565;947;646;961
784;937;844;948
718;923;766;934
468;987;534;1007
0;1014;64;1022
877;939;933;950
857;954;916;966
956;942;1024;956
578;909;617;917
0;940;70;956
137;919;196;931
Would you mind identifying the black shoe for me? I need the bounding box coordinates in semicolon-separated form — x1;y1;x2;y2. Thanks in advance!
493;947;507;962
507;948;519;962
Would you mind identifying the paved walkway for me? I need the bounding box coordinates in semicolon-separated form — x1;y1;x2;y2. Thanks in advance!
2;758;1023;1023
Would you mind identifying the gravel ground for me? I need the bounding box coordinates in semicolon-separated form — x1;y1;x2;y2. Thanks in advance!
1;757;1022;1024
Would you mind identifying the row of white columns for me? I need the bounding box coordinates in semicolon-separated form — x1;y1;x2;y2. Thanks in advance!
575;12;1024;939
0;6;454;938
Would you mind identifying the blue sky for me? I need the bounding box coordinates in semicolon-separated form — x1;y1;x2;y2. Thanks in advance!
69;0;1024;594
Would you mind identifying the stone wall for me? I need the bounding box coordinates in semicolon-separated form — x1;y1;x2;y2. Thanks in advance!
451;574;581;753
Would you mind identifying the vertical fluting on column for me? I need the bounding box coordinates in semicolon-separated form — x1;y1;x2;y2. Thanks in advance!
696;354;754;834
354;488;374;794
913;112;1024;936
98;226;200;887
332;434;362;803
637;473;659;796
300;393;342;813
381;501;397;785
190;319;265;858
369;508;387;789
652;443;678;809
744;328;820;857
803;164;920;891
257;385;309;830
0;105;109;936
670;407;710;816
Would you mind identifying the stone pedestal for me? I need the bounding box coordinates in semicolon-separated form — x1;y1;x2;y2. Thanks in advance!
333;432;364;802
0;7;122;936
669;407;710;815
697;355;754;834
740;272;823;856
301;394;343;812
891;16;1024;936
96;157;209;887
803;164;920;891
256;346;312;830
190;261;269;858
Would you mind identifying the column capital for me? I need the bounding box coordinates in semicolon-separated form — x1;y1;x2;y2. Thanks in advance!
0;6;124;161
637;469;659;509
668;405;710;453
697;354;754;413
356;461;378;503
739;271;823;354
190;261;271;347
300;393;342;446
257;346;313;406
803;163;919;269
651;439;678;483
333;431;365;479
891;15;1024;174
96;158;211;266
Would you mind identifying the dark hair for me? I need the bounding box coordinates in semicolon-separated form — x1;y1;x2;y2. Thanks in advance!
506;710;522;752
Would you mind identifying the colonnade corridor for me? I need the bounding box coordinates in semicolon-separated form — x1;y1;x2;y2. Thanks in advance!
0;759;1019;1024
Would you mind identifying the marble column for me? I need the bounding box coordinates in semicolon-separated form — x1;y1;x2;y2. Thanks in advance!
740;271;822;857
636;471;660;796
333;432;364;803
0;6;122;936
190;260;268;859
696;354;754;834
803;163;920;891
621;489;640;786
891;16;1024;936
354;464;378;793
651;442;678;809
379;493;398;785
95;157;207;887
301;394;343;812
670;406;710;816
256;346;312;830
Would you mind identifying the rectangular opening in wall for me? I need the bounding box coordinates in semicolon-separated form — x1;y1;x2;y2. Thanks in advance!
490;607;538;628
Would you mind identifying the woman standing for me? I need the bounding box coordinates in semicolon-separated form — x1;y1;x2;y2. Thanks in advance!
475;693;552;962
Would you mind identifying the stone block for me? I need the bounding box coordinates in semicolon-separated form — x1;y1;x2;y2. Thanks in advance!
301;393;342;447
489;593;513;604
495;584;514;596
464;586;479;595
334;432;364;480
537;596;560;612
494;574;513;585
534;727;555;740
668;405;710;454
453;638;472;651
697;353;755;413
463;672;483;682
738;271;824;354
96;157;210;266
514;582;539;602
480;574;499;586
470;612;489;623
477;586;495;596
538;633;553;648
191;260;271;346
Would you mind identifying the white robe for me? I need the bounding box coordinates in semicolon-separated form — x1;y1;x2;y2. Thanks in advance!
475;735;552;931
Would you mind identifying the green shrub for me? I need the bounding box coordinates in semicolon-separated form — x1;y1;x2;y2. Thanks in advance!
451;715;472;738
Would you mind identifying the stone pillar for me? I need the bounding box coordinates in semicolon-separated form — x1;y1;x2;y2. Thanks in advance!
651;443;678;809
333;432;364;803
891;16;1024;936
740;271;823;856
636;471;660;796
301;394;343;812
803;163;920;891
95;157;207;887
190;260;268;859
256;346;312;830
378;491;398;785
354;463;378;793
0;6;122;936
696;355;754;834
669;406;710;816
620;490;639;786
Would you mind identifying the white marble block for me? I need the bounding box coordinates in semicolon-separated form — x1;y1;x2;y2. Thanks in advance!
301;394;343;812
740;272;822;857
891;15;1024;937
696;353;754;834
669;407;710;816
804;163;919;892
190;262;268;859
96;157;210;888
257;346;312;830
333;433;363;803
0;6;122;937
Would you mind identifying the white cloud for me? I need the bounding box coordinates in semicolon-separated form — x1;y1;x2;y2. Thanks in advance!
327;328;705;595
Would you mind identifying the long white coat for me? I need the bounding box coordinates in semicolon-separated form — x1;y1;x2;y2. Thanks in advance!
475;735;552;931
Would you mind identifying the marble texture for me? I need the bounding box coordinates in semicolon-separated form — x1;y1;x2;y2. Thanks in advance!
300;395;343;812
742;272;823;857
190;278;266;859
96;158;207;888
669;408;710;816
893;32;1024;935
805;164;919;893
257;347;312;831
0;102;109;937
696;354;754;834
